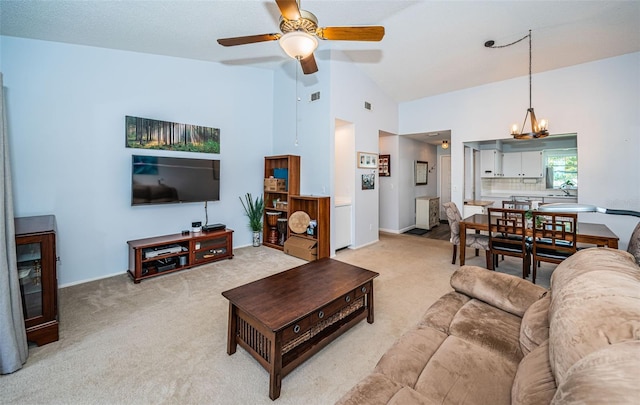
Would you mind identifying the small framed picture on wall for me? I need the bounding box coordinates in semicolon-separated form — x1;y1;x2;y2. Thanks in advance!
362;174;375;190
379;154;390;177
357;152;378;169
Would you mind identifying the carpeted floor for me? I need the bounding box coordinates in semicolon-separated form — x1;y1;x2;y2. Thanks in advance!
1;232;554;404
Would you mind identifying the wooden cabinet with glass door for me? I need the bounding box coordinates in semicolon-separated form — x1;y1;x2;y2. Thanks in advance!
263;155;300;250
15;215;59;346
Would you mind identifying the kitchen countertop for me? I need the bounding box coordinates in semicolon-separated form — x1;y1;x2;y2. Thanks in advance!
464;200;495;207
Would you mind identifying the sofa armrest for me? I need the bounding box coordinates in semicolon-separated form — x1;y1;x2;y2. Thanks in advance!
451;266;547;317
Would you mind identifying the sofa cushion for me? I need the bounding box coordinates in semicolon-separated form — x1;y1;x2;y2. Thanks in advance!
451;265;547;317
511;340;557;405
549;248;640;385
449;299;523;362
551;340;640;404
550;247;637;291
520;294;550;356
418;291;471;334
335;373;405;405
413;335;518;404
388;387;440;405
374;326;448;387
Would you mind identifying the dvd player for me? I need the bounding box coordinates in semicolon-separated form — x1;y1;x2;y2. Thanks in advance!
203;223;226;232
145;244;182;259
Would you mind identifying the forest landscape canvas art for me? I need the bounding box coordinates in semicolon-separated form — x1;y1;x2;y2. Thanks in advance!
126;115;220;153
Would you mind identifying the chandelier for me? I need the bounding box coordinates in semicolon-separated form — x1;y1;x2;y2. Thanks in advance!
485;30;548;139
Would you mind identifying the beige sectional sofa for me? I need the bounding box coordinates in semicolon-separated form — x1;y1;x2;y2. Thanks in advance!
337;247;640;404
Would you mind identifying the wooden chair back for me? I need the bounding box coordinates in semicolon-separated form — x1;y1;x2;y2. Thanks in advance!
487;208;530;279
531;212;578;265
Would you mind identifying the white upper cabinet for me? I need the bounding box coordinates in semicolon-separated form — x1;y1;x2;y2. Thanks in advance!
480;149;503;177
502;151;543;178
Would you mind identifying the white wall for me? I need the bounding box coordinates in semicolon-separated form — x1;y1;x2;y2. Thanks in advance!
2;36;275;285
378;133;398;232
400;52;640;249
272;54;332;195
329;50;399;249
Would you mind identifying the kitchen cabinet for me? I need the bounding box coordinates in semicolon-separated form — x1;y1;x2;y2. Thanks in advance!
416;196;440;230
480;149;503;177
502;151;543;178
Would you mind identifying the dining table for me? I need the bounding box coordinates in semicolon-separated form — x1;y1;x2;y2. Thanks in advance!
459;213;620;266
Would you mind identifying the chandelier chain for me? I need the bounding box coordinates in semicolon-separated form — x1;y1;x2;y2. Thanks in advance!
528;30;532;109
484;29;547;139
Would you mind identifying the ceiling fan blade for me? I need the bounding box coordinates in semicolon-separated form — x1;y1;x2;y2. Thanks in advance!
300;54;318;75
318;26;385;41
217;33;281;47
276;0;301;20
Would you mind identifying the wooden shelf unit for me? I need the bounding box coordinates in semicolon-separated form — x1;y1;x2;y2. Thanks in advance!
288;195;330;260
263;155;300;250
127;229;233;283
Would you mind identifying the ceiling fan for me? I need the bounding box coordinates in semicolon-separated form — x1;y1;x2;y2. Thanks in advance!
217;0;385;75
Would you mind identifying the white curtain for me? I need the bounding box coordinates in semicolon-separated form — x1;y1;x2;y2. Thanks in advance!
0;72;28;374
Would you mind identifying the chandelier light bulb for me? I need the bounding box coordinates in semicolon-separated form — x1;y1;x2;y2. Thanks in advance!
511;124;519;135
539;119;548;131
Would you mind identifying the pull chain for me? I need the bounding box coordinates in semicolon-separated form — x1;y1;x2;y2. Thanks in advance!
295;62;299;146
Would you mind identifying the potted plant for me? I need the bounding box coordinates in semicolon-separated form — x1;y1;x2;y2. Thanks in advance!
240;193;264;247
525;210;534;228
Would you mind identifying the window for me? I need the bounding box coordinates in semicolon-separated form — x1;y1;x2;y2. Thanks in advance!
544;148;577;189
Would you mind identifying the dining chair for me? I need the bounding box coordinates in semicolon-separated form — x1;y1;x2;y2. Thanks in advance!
487;207;530;279
626;221;640;265
443;202;492;269
498;201;532;262
531;212;578;283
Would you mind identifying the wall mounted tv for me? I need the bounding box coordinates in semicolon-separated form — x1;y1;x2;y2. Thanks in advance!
131;155;220;206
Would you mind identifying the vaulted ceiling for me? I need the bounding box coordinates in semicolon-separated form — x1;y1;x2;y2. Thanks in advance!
2;0;639;104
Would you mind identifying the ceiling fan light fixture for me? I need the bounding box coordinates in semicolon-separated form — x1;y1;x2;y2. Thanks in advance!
279;31;318;60
441;140;449;149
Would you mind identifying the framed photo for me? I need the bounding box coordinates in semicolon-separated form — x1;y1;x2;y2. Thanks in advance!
362;174;375;190
415;160;428;185
379;154;390;177
357;152;378;169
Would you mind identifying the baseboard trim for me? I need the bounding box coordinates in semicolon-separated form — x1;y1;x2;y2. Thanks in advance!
59;271;125;289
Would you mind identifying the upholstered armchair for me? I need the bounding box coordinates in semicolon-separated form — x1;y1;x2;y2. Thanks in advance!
627;221;640;265
443;202;492;269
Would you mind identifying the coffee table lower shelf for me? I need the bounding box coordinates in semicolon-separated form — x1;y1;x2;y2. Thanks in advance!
222;258;378;400
228;299;370;400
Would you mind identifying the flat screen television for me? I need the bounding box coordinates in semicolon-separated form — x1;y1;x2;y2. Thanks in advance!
131;155;220;206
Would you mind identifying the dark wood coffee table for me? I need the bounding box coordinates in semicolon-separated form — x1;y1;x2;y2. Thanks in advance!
222;258;379;400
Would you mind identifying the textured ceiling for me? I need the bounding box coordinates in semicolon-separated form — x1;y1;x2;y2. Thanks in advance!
1;0;639;106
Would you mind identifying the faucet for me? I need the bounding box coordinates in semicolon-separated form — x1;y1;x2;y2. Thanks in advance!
560;180;574;196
